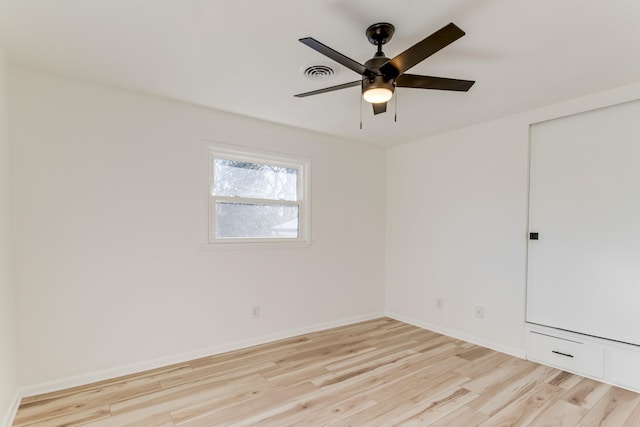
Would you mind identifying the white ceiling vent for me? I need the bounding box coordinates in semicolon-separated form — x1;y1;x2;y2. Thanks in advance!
302;65;336;81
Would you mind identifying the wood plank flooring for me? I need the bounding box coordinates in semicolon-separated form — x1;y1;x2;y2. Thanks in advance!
13;318;640;426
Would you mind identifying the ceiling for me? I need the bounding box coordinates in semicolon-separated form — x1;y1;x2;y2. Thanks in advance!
1;0;639;147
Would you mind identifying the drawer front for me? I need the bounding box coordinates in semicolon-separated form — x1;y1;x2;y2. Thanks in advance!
607;347;640;392
527;331;604;378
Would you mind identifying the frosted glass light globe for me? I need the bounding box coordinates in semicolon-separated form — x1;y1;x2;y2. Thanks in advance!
363;87;393;103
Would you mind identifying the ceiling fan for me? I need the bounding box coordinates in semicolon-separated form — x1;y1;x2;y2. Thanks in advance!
295;22;475;115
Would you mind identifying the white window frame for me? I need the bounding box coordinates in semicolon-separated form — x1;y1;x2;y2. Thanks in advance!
203;141;311;246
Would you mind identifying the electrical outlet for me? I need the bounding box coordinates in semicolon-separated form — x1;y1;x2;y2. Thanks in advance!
475;305;485;319
252;305;260;319
436;298;445;310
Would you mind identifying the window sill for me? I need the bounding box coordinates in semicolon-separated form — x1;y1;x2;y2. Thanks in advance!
199;240;313;251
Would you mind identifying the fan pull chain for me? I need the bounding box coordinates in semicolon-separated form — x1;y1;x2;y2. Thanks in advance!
394;89;398;122
359;93;363;130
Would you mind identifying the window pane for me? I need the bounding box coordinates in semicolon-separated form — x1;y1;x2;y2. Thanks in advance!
215;202;299;239
213;159;298;201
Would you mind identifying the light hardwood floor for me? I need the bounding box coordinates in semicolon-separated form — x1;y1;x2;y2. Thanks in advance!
13;318;640;426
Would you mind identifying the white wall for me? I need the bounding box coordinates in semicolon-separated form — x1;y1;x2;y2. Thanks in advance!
10;65;386;392
9;59;640;402
0;49;18;426
385;117;529;355
386;81;640;357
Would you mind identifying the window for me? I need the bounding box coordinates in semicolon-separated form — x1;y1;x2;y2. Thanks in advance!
205;143;310;244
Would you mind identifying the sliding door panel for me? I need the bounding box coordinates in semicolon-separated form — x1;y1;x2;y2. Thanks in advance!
527;99;640;346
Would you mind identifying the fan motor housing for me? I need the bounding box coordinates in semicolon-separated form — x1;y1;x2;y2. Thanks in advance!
364;55;390;71
363;74;395;95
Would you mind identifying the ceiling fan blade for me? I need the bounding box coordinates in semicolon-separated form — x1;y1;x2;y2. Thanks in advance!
299;37;372;76
372;102;387;115
294;80;361;98
396;74;475;91
379;23;465;78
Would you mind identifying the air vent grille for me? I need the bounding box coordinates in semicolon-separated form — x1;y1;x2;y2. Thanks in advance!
303;65;335;80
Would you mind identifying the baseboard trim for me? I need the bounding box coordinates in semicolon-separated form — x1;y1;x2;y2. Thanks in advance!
18;311;385;398
10;310;522;422
1;391;21;427
385;311;525;359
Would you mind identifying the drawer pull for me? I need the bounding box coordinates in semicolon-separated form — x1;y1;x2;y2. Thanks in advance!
552;350;574;358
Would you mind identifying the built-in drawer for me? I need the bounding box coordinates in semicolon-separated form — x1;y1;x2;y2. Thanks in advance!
606;346;640;391
527;331;604;378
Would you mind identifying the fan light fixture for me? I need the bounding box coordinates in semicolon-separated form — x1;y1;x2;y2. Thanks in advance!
363;87;393;103
363;75;395;103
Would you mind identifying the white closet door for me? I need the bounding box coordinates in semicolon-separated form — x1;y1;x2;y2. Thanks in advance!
527;99;640;346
